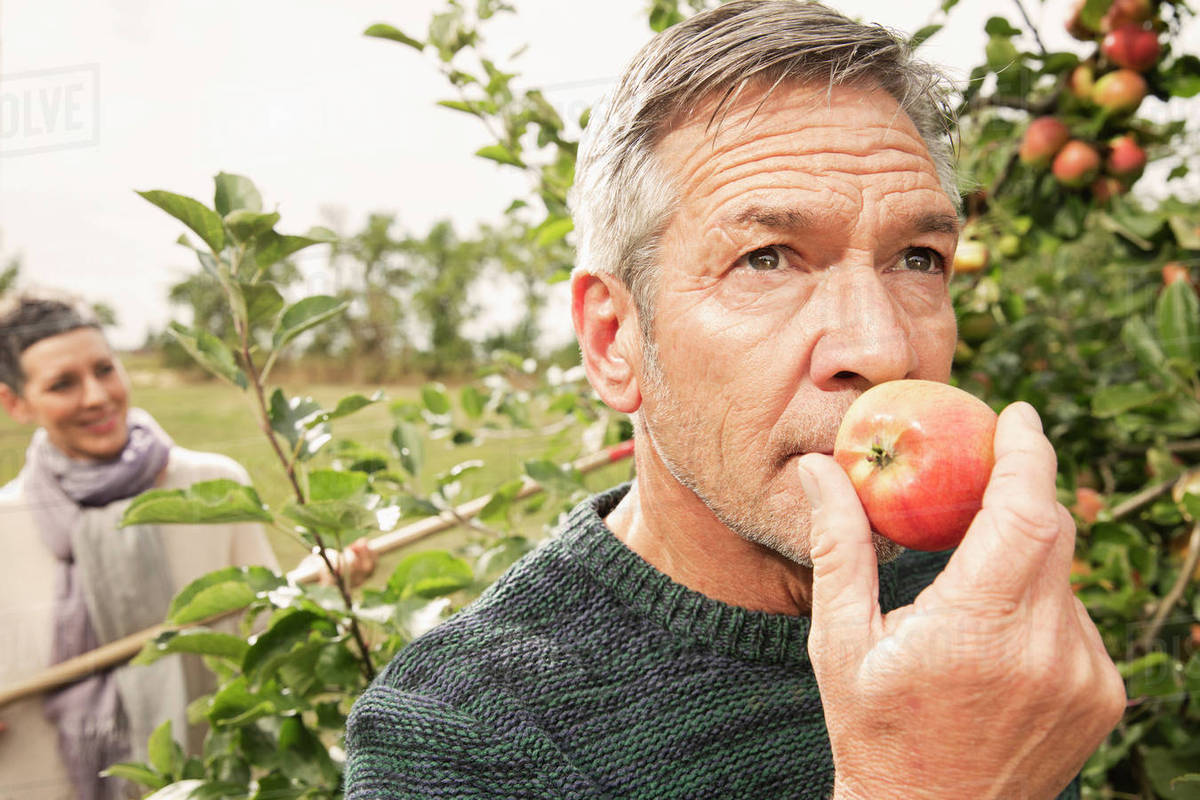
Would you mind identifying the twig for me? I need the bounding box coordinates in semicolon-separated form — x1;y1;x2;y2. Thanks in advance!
238;321;376;681
1012;0;1049;57
1134;521;1200;654
1109;475;1179;520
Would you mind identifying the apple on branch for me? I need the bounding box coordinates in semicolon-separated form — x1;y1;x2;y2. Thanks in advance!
1053;140;1102;187
833;380;998;552
1106;134;1147;179
1092;68;1148;115
1102;24;1160;72
1019;117;1071;167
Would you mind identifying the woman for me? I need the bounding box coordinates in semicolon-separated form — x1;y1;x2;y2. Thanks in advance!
0;294;367;799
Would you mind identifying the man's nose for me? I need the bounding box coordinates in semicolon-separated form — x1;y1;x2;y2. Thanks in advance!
806;266;919;389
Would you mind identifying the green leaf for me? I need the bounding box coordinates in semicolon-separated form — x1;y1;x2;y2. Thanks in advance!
421;382;452;415
478;478;523;525
475;143;524;167
207;676;276;727
272;295;348;349
101;763;168;790
143;780;207;800
166;322;247;388
1162;54;1200;98
391;421;425;476
321;391;382;423
242;610;332;679
437;99;478;114
1157;279;1200;369
985;34;1019;71
137;190;226;253
252;229;335;270
1091;383;1163;417
908;24;942;49
533;215;574;247
460;385;486;419
224;209;280;243
388;551;474;599
213;172;262;216
1141;745;1200;800
133;628;250;666
1079;0;1111;30
308;469;368;502
1169;214;1200;250
148;720;183;776
1122;315;1170;375
363;22;424;50
983;16;1021;37
167;566;285;625
268;390;330;461
282;497;373;536
122;479;271;527
277;714;339;786
240;281;284;329
524;459;582;493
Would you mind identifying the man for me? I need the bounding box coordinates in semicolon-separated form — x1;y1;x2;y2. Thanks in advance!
345;3;1125;798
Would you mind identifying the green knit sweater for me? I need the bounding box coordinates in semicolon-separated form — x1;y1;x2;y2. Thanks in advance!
345;485;1081;799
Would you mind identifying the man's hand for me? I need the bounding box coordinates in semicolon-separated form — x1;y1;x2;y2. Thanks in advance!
798;402;1125;800
293;537;378;588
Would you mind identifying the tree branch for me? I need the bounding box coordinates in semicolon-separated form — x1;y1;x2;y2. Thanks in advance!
1012;0;1049;58
1134;521;1200;654
237;316;376;681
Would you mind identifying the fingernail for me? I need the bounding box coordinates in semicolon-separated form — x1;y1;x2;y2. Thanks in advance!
797;464;822;510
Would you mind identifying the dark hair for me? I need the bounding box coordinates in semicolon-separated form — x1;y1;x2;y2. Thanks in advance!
0;294;102;392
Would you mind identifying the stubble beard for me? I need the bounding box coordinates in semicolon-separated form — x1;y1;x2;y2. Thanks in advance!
638;335;905;569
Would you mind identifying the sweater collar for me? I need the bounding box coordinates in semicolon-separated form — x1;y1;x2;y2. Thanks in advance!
559;483;901;667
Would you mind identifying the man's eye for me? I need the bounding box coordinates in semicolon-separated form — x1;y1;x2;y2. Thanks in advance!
899;247;943;273
740;246;787;271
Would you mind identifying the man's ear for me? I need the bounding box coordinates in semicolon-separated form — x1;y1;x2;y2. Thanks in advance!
572;270;643;414
0;384;32;425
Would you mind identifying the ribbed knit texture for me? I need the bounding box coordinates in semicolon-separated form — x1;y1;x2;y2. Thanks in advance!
345;485;1081;800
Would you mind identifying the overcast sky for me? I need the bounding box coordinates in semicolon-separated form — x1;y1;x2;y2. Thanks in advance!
1;0;1194;349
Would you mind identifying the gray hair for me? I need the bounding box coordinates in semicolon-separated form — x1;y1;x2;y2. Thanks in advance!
570;0;959;333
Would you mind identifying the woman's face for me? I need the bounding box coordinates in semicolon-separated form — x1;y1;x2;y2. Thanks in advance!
2;327;131;460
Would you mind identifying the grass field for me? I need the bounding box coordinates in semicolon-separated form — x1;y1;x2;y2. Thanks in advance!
0;355;633;574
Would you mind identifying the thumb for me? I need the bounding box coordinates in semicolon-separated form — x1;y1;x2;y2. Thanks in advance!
797;453;882;648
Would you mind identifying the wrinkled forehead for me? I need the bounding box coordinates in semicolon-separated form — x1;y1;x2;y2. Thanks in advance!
654;80;936;192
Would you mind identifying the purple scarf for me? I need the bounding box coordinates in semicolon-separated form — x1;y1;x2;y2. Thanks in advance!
22;408;172;800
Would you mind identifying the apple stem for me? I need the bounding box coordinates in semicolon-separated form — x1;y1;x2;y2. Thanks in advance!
868;443;893;469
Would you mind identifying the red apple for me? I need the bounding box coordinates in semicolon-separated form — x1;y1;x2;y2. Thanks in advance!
1020;117;1072;167
1102;24;1161;71
834;380;997;551
1163;262;1193;288
1053;140;1102;187
1091;175;1127;205
1068;64;1096;100
1106;134;1147;178
1092;69;1148;114
1100;0;1154;33
1071;487;1105;524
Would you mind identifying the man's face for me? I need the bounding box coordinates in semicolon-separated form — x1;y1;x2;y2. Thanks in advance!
637;81;960;566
